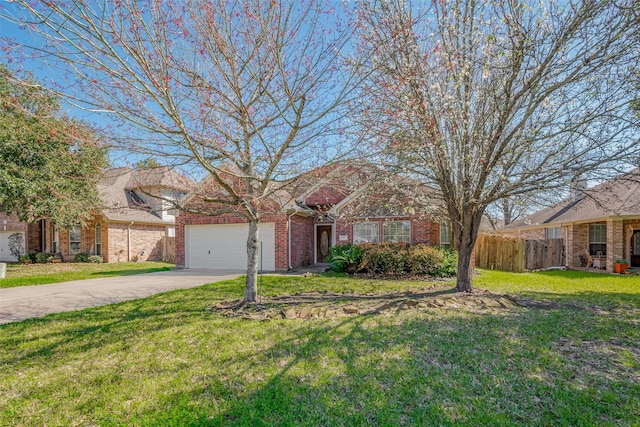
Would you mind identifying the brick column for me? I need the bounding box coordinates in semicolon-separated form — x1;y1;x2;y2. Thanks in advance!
606;219;624;272
565;225;574;268
570;224;589;269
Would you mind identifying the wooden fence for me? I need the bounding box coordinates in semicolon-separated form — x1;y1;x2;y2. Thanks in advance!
475;234;565;273
163;236;176;263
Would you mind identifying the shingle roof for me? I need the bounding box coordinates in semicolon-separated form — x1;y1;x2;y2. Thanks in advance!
98;167;193;225
505;169;640;229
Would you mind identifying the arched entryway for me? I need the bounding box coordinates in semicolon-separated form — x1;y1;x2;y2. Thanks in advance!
631;230;640;268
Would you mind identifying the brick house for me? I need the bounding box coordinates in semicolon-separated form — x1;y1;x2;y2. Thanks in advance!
502;169;640;272
0;167;192;263
176;167;450;271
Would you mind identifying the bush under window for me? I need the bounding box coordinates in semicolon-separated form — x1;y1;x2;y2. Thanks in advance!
327;243;457;277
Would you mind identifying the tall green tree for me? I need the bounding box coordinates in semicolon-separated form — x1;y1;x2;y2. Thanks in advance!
0;65;108;228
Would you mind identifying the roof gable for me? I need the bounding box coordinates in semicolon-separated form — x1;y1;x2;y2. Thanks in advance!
98;167;193;224
505;169;640;229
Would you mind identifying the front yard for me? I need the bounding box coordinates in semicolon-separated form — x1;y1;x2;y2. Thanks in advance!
0;261;174;288
1;270;638;426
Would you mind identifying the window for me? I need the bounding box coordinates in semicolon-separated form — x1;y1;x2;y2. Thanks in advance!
167;226;175;238
383;220;411;243
440;221;451;248
69;224;81;254
95;224;101;256
353;222;378;243
589;224;606;256
52;227;59;253
546;227;562;239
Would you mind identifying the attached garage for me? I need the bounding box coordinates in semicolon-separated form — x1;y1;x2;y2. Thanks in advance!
0;231;24;262
185;223;275;271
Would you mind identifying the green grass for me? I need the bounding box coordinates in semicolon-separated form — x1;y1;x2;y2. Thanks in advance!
0;261;174;288
476;268;640;307
1;270;639;426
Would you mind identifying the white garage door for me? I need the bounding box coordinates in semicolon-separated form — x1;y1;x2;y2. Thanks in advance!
186;223;276;271
0;232;25;262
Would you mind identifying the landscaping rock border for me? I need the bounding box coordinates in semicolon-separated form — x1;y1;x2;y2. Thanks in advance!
209;286;525;321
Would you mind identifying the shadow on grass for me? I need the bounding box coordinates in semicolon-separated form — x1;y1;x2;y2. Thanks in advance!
509;290;640;310
126;306;640;427
533;270;631;280
88;266;173;277
2;278;639;426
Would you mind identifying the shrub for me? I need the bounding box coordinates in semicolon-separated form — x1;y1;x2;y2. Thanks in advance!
354;243;458;277
327;244;363;273
435;249;458;277
87;255;103;263
35;252;53;264
74;252;90;262
408;245;444;275
360;243;410;274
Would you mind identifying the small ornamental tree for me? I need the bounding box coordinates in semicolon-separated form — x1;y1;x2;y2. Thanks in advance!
1;1;364;303
357;0;640;291
0;65;108;228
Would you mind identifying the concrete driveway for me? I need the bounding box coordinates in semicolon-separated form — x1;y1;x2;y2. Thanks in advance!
0;269;243;324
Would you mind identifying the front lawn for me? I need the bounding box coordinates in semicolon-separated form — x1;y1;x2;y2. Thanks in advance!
0;261;174;288
1;270;638;426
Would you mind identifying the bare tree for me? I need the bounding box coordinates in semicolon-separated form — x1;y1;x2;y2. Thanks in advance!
1;1;362;303
357;0;640;291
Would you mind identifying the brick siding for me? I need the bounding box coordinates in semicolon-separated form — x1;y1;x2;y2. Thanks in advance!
106;222;166;263
290;216;314;268
0;213;27;233
606;219;623;272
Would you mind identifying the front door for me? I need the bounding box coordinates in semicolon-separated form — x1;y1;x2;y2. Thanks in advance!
316;225;332;263
631;230;640;267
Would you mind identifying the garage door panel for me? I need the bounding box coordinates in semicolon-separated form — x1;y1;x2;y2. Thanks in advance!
0;232;24;262
186;223;275;271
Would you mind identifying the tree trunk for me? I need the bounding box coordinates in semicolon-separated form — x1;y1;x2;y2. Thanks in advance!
456;242;474;292
243;219;260;303
455;210;482;293
502;199;512;226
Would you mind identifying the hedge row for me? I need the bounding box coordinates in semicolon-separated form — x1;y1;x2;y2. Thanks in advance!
327;243;457;277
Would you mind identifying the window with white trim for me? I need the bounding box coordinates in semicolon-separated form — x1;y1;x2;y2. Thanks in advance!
69;224;81;254
440;221;451;248
353;222;378;244
52;226;59;253
589;224;606;256
383;220;411;243
546;227;562;239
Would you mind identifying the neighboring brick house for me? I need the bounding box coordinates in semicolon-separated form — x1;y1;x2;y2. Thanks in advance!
176;166;450;271
502;169;640;272
0;167;192;263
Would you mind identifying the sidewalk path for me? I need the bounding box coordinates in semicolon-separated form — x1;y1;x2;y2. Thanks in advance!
0;269;243;324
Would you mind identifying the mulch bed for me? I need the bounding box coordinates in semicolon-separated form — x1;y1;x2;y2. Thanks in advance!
208;284;545;321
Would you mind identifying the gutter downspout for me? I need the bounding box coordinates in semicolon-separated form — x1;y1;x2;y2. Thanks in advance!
128;221;134;262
